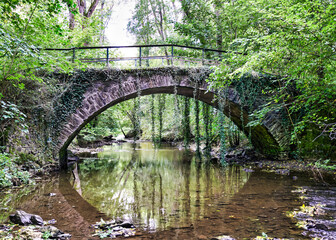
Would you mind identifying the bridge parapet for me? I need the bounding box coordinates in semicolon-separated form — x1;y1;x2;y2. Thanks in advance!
45;44;239;69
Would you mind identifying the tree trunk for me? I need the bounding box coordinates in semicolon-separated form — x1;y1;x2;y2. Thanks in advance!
69;9;75;30
67;0;101;30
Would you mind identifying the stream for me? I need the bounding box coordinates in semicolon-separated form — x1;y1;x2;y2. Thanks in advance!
1;142;335;239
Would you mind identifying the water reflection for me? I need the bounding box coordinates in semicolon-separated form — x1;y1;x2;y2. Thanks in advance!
3;142;333;239
73;142;250;232
72;163;82;196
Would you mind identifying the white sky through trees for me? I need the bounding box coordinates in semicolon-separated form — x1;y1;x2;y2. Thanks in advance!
106;0;137;57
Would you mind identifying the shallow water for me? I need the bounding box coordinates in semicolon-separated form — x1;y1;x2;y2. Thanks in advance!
1;142;335;239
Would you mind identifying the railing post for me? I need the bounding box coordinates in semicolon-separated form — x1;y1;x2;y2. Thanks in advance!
106;47;109;67
171;45;174;65
139;46;142;67
202;48;205;66
72;48;76;63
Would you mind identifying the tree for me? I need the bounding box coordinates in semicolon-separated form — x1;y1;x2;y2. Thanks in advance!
0;0;76;150
210;0;336;155
128;0;178;63
128;0;175;44
67;0;101;30
66;0;114;46
0;0;76;100
175;0;258;49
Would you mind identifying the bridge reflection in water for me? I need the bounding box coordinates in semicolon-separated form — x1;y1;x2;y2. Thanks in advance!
72;142;250;233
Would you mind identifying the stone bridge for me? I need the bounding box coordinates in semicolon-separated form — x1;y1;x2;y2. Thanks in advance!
51;67;289;168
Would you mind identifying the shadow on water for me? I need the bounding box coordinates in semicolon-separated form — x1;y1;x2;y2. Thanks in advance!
1;142;335;239
0;173;107;239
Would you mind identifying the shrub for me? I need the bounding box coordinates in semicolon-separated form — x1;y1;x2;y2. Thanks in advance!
0;153;31;188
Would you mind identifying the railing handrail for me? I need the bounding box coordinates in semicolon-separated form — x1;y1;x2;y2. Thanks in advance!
44;44;230;54
43;44;244;67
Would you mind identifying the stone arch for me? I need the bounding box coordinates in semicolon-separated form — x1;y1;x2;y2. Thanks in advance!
53;67;287;168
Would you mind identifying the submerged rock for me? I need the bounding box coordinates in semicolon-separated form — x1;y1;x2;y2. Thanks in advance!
275;169;290;175
20;226;43;239
0;224;11;231
211;235;236;240
307;223;329;231
8;211;71;239
93;219;136;238
9;210;44;226
289;186;336;239
41;225;71;239
7;225;72;240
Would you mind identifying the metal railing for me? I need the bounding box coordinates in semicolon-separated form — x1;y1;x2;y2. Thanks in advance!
44;44;234;68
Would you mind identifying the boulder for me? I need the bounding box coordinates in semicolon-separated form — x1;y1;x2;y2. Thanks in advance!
103;135;115;141
9;210;44;226
125;129;142;139
120;221;135;228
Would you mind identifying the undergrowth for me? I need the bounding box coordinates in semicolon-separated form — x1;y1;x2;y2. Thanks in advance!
0;153;31;188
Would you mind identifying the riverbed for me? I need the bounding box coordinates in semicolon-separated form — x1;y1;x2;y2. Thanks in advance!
1;142;335;239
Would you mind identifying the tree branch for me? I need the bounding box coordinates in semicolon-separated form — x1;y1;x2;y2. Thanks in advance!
86;0;100;18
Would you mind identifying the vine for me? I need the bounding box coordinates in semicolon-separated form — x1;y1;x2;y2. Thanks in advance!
173;80;181;141
202;102;211;158
134;73;142;141
50;70;93;144
158;94;166;145
150;94;156;143
182;96;191;149
193;77;201;157
218;91;227;166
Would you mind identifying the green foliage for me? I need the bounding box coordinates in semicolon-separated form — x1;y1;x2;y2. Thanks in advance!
0;100;28;148
127;0;175;45
227;122;240;148
0;0;113;149
0;1;81;100
80;127;109;143
16;152;37;165
0;153;31;188
207;0;336;155
311;159;336;171
0;0;75;27
42;231;52;239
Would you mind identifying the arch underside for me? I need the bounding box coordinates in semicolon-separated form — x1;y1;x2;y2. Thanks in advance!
56;69;284;168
